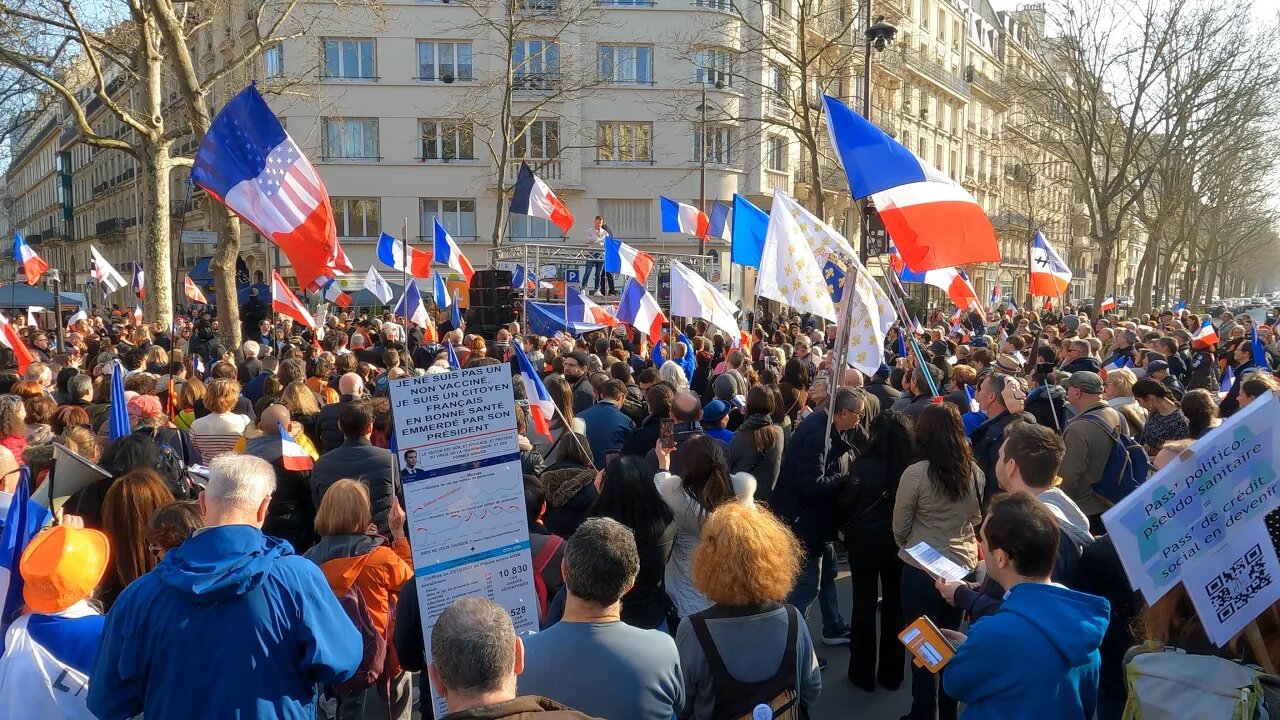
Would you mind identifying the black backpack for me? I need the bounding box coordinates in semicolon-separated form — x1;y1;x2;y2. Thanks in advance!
689;604;807;720
1078;413;1150;504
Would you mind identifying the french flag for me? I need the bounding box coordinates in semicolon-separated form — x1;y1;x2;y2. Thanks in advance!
12;232;47;286
511;264;540;290
0;314;35;375
1028;231;1072;296
513;343;555;439
660;197;709;239
433;271;452;310
1100;294;1117;312
320;278;352;308
446;341;461;370
132;304;144;324
278;421;315;471
377;232;434;278
184;275;208;304
990;285;1001;305
900;264;979;312
1173;300;1187;312
603;236;654;284
132;262;145;300
394;278;430;328
433;219;475;283
823;95;999;271
1191;317;1219;349
1006;299;1017;318
1219;366;1235;401
964;384;980;413
615;279;666;339
451;289;462;331
0;468;52;655
567;286;618;327
509;162;574;234
272;270;315;328
191;86;342;290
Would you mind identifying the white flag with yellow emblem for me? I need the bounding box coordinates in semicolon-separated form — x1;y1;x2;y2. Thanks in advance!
759;191;837;321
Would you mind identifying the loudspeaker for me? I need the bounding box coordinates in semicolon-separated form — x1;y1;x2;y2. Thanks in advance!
470;269;513;290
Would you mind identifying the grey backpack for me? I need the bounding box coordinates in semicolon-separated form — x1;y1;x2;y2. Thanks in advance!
1124;646;1280;720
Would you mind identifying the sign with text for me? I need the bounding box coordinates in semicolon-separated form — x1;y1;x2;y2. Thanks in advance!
1102;391;1280;603
390;365;534;718
1182;521;1280;647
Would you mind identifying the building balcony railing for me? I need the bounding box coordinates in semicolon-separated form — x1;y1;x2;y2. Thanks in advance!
796;156;846;191
766;94;791;119
95;217;130;238
903;49;970;99
965;67;1007;103
764;16;794;49
512;73;562;95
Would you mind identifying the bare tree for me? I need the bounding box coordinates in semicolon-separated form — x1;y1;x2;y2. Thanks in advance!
441;0;607;251
1013;0;1275;307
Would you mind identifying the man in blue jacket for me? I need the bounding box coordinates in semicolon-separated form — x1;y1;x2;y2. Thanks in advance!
942;493;1110;720
577;379;636;468
88;454;362;720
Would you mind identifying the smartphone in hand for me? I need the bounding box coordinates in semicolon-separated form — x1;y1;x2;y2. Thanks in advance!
660;418;676;450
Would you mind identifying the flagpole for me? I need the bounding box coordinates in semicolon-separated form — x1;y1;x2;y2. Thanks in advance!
402;217;410;327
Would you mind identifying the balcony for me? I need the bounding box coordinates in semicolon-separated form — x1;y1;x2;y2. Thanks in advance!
903;49;970;99
512;73;561;96
796;156;846;193
965;67;1008;104
766;94;791;119
764;16;794;49
95;217;132;240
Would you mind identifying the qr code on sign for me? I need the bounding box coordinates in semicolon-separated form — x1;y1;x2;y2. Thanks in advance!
1204;544;1273;624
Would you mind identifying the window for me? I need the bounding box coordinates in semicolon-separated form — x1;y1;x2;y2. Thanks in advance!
694;124;734;165
332;197;381;237
597;199;652;240
417;41;473;81
264;44;284;78
420;120;474;161
598;122;653;163
509;215;562;241
693;0;731;10
599;45;653;84
513;39;560;89
322;38;376;79
511;119;559;160
694;48;733;87
322;118;379;159
766;135;787;172
421;199;477;241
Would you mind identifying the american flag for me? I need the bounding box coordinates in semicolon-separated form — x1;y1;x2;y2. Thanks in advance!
252;142;325;231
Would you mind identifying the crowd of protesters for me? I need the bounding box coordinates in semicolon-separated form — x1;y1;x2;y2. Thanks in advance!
0;297;1279;720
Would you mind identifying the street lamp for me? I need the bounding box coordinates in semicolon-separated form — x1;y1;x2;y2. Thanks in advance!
859;14;897;266
697;79;725;258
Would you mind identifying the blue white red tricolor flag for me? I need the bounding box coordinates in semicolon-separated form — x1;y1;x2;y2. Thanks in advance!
990;285;1001;305
1100;294;1117;312
433;219;474;283
132;304;144;324
132;262;145;300
707;200;732;242
278;422;314;471
109;361;129;442
660;197;709;239
964;384;980;413
451;290;462;330
1029;232;1072;296
446;341;461;370
509;162;574;234
12;232;47;286
377;232;434;278
1220;366;1235;400
603;236;654;284
898;264;979;312
615;278;666;339
567;286;618;327
393;278;430;329
433;271;452;310
822;95;998;271
272;270;315;328
513;343;555;439
0;468;51;654
184;276;208;304
191;85;350;289
320;278;352;308
1173;300;1187;312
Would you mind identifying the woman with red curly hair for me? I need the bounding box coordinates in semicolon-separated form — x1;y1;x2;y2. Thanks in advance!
674;503;821;720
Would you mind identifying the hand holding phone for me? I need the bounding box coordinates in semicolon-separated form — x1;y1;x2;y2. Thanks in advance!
659;418;676;450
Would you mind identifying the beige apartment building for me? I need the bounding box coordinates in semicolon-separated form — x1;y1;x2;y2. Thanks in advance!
5;0;1109;310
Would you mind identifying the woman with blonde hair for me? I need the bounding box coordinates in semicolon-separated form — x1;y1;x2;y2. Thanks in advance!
279;381;321;444
173;377;206;431
1103;367;1146;435
145;345;170;374
675;503;821;720
305;480;414;719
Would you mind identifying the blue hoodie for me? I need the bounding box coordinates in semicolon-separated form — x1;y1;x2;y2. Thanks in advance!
943;582;1110;720
87;525;362;720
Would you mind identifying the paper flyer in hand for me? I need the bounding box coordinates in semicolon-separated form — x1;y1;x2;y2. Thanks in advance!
905;541;969;582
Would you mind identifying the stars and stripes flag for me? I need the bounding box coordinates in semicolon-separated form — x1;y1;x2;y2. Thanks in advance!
132;262;145;300
191;85;349;289
272;271;315;328
12;232;47;286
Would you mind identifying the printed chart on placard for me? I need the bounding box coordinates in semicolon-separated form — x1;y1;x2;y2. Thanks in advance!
410;461;526;566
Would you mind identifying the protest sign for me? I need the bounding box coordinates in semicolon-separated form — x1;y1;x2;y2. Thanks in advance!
390;364;535;717
1102;391;1280;603
1182;520;1280;648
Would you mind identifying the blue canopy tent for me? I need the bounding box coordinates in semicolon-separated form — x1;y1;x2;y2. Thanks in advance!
0;283;87;310
526;301;608;337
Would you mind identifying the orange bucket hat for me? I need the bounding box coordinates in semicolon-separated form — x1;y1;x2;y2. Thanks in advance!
20;525;111;614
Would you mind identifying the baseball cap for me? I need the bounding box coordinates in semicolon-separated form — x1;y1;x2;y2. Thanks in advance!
1064;370;1104;394
1147;360;1170;374
21;525;110;614
702;399;731;423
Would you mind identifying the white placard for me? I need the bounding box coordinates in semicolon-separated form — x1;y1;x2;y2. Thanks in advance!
1182;520;1280;648
1102;391;1280;603
390;365;534;719
180;230;218;244
905;541;969;582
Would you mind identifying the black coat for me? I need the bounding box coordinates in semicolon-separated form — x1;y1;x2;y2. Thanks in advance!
310;437;399;534
772;408;854;556
970;410;1033;509
315;395;358;455
621;414;663;457
863;380;901;410
243;434;316;553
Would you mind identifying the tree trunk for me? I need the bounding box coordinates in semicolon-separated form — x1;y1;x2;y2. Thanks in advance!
140;149;174;326
211;207;243;351
1093;236;1114;307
